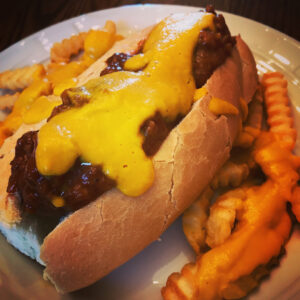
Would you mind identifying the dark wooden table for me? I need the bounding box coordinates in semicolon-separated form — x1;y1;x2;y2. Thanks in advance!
0;0;299;52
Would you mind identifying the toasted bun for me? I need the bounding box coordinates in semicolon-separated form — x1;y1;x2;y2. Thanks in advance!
0;14;258;293
235;35;258;104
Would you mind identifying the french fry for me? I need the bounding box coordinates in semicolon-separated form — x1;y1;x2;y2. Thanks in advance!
182;187;213;254
221;257;279;299
234;88;263;148
183;161;250;254
262;72;297;150
50;20;118;64
83;21;117;61
50;31;88;63
0;79;52;147
205;188;245;248
210;161;249;190
183;160;250;254
0;93;19;122
104;20;117;35
0;64;45;91
0;93;19;113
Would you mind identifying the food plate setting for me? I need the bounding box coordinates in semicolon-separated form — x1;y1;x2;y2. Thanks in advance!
0;4;299;300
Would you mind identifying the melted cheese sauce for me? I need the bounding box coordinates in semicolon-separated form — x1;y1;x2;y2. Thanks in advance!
36;13;215;196
23;96;62;124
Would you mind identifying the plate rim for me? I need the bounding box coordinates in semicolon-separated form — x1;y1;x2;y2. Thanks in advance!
1;3;299;58
0;4;300;300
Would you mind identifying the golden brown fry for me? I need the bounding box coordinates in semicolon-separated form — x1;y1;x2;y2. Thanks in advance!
50;20;117;64
0;78;52;147
182;187;213;254
205;188;245;248
50;31;88;63
164;254;279;300
104;20;117;35
83;23;117;61
210;161;249;190
183;162;249;253
0;93;19;122
0;64;45;91
234;88;263;148
222;257;279;299
262;72;297;150
0;93;19;113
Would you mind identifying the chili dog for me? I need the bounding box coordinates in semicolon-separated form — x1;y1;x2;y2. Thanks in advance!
0;8;258;293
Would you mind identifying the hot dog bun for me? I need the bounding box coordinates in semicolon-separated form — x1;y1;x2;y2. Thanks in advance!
0;12;258;293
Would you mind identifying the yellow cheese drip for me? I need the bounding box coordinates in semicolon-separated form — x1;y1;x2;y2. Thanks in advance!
193;87;208;102
23;95;62;124
36;13;215;197
83;29;117;60
209;97;239;115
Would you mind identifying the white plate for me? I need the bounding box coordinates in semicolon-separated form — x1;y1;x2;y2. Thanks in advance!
0;4;300;300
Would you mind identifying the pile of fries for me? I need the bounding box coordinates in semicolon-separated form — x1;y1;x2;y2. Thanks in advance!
162;72;300;299
0;20;121;145
0;19;299;300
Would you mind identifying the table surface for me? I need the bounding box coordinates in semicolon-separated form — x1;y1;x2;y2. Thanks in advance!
0;0;299;53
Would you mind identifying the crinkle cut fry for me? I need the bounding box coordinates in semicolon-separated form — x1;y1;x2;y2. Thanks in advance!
210;161;249;190
182;187;213;254
262;72;300;220
0;93;20;121
261;72;297;150
205;188;245;249
50;20;117;64
183;160;250;255
50;31;88;63
162;133;300;300
0;93;19;112
183;161;249;255
0;64;45;91
234;88;263;148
